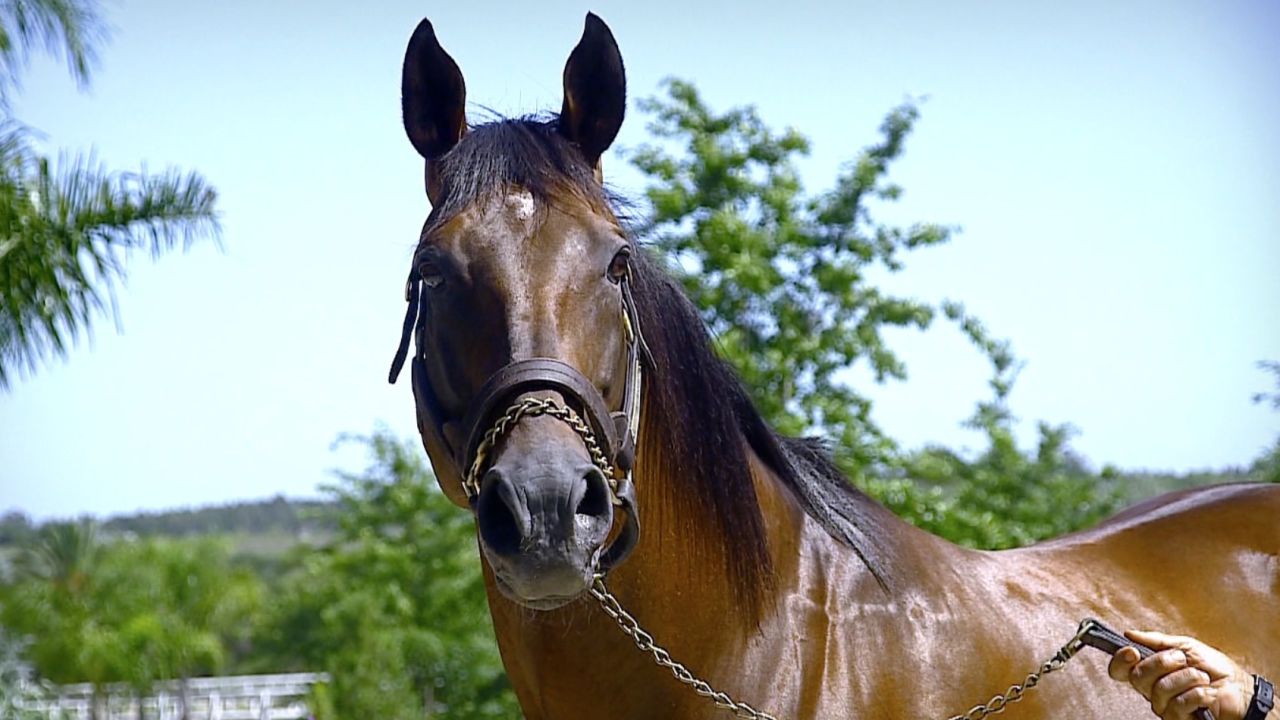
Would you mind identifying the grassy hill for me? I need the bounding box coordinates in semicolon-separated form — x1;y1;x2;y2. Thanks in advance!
0;496;339;572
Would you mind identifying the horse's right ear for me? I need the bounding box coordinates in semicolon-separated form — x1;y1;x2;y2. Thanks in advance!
402;19;466;166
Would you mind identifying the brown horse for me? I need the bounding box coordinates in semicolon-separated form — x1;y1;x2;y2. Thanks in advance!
389;14;1280;720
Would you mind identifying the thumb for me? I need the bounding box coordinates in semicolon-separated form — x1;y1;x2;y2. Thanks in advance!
1108;646;1142;682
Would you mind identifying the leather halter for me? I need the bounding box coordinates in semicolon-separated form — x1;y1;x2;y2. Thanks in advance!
388;270;651;574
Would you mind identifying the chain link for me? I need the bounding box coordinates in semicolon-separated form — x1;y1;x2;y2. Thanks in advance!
464;397;615;499
592;574;1095;720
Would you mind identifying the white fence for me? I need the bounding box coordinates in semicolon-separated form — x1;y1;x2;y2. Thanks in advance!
12;672;330;720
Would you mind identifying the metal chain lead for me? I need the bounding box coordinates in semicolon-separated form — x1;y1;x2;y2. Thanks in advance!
471;397;1097;720
592;573;1096;720
589;577;780;720
945;621;1093;720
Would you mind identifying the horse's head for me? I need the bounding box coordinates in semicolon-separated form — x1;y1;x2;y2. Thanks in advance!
392;15;642;610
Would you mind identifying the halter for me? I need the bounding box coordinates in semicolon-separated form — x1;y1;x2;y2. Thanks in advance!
388;269;651;574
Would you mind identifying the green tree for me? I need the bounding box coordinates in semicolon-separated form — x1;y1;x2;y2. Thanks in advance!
1250;440;1279;484
629;80;1121;548
873;304;1123;548
630;79;949;474
258;430;517;720
0;520;121;691
1252;360;1280;411
0;510;36;546
103;538;261;692
0;0;219;388
1250;360;1280;483
0;527;262;712
11;517;98;589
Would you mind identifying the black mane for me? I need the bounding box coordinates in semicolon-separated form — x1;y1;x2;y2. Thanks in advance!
628;254;898;616
423;115;619;237
426;117;898;620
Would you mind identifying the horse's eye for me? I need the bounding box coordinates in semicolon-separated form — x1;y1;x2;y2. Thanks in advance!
607;248;631;283
419;262;445;290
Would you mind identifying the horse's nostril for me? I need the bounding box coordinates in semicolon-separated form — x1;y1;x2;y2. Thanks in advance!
576;466;611;520
477;468;524;556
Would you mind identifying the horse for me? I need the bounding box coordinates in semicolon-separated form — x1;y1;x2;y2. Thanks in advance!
388;14;1280;719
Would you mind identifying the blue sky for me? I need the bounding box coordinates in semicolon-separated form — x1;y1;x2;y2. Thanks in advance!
1;0;1277;520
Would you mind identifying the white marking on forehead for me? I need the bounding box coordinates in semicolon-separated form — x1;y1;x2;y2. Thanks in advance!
505;189;536;221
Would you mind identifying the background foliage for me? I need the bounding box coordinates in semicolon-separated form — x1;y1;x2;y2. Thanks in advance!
253;432;516;720
0;524;260;692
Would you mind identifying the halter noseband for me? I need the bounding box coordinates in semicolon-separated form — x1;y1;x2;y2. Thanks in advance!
388;270;650;574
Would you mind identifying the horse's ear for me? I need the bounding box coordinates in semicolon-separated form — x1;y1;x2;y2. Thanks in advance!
558;13;626;168
402;19;466;163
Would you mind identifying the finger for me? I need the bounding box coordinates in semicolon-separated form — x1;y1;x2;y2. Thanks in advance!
1131;629;1236;681
1128;629;1195;651
1163;684;1214;720
1109;646;1142;682
1130;648;1189;697
1150;666;1210;716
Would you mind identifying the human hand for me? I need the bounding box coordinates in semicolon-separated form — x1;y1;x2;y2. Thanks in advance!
1107;629;1253;720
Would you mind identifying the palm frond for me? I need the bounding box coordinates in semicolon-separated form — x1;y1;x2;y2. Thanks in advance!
0;122;220;388
0;0;107;103
15;518;98;588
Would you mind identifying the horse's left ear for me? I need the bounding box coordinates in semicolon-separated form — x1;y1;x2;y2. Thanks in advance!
402;19;467;163
559;13;626;168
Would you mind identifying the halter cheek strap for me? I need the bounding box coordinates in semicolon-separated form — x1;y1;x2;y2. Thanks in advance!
388;272;421;386
390;272;467;495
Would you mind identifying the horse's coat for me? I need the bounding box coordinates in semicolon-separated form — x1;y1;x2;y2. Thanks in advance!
396;14;1280;719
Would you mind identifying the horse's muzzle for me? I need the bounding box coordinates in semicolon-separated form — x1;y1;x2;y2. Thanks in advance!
475;421;615;608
